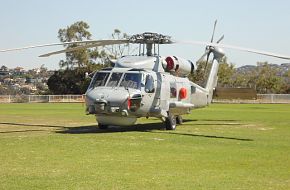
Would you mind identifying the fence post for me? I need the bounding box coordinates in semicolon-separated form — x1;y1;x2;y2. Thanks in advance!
271;94;274;103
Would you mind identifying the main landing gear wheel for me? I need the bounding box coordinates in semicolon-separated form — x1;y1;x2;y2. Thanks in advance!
176;115;183;125
98;123;108;129
165;113;176;130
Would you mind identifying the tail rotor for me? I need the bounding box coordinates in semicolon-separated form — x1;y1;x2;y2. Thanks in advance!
204;20;224;68
196;20;224;81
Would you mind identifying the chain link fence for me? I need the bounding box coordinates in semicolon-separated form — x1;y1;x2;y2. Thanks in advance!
0;94;289;103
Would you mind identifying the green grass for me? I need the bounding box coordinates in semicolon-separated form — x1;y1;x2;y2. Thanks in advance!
0;103;289;189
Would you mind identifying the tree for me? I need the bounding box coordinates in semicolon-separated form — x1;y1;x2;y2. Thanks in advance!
1;65;8;71
48;21;114;94
217;57;235;87
190;56;235;88
189;60;208;86
58;21;102;69
284;70;290;93
47;69;91;94
106;29;130;59
255;62;287;93
233;69;257;89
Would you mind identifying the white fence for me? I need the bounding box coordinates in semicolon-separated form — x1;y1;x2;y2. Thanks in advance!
0;95;85;103
0;94;290;103
213;94;290;104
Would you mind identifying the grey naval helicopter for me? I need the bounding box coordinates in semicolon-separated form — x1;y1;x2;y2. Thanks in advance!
1;22;290;130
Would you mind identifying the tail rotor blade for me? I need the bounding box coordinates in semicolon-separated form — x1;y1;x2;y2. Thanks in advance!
197;50;210;63
216;35;224;44
204;51;211;71
210;20;217;43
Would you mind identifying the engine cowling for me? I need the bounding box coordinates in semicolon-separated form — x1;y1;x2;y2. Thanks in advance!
162;56;196;76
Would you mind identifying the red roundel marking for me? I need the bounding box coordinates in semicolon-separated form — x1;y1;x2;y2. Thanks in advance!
165;57;174;71
179;88;187;99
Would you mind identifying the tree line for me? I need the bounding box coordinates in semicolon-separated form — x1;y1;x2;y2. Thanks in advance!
189;57;289;94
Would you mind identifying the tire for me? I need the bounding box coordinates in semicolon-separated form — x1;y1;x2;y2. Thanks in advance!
165;113;176;130
176;115;183;125
98;124;108;129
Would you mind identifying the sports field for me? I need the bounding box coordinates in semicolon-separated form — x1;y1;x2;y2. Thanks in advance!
0;103;289;189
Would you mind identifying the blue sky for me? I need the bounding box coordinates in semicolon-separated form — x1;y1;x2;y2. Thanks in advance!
0;0;289;69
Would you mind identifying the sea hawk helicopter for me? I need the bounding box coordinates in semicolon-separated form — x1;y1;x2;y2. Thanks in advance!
1;22;290;130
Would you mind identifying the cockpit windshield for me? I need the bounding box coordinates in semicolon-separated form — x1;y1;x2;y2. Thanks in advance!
90;72;142;89
91;72;110;87
120;73;141;89
107;73;123;87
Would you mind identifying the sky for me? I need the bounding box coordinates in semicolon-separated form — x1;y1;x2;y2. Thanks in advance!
0;0;289;70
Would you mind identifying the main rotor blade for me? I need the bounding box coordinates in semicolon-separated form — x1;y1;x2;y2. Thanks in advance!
0;39;129;53
216;43;290;60
210;20;217;43
0;40;96;52
39;44;98;57
177;40;290;60
39;39;129;57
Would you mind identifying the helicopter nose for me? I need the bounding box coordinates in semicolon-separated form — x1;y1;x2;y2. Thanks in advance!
86;88;142;115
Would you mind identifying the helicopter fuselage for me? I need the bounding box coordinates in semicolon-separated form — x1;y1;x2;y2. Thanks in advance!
85;55;211;127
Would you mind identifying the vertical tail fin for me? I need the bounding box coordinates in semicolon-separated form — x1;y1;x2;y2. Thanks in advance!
205;58;220;103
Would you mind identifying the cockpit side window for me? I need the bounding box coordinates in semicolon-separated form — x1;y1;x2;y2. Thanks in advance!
145;74;155;93
91;72;110;88
120;73;141;89
107;72;123;87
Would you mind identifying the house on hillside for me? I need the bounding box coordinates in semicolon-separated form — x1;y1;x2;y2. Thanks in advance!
12;67;26;75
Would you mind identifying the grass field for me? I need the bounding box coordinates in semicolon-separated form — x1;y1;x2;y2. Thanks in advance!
0;103;289;189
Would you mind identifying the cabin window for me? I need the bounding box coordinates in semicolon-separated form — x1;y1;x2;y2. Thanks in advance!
170;88;177;98
107;72;123;87
145;75;155;93
191;85;196;94
91;72;110;88
170;82;177;98
120;73;141;89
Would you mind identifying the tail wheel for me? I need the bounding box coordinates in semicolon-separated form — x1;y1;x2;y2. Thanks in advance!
176;115;183;125
165;113;176;130
98;123;108;129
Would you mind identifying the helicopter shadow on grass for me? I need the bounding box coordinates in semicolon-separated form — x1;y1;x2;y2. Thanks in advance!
0;122;66;134
0;121;252;141
58;121;253;142
182;119;241;123
57;123;164;134
0;122;64;128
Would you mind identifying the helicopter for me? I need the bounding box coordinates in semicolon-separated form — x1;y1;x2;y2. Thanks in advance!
1;21;290;130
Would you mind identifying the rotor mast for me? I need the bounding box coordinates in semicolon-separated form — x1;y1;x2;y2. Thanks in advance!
129;32;172;56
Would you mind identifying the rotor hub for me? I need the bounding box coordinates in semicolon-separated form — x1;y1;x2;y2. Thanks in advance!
129;32;172;44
